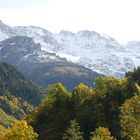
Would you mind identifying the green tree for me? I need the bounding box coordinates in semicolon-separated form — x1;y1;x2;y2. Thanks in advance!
126;67;140;85
125;67;140;97
76;93;105;140
63;119;84;140
90;127;115;140
95;77;128;138
27;83;72;140
120;95;140;140
72;83;94;105
65;83;105;140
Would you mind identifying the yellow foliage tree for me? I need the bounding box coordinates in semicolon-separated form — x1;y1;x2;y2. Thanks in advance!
0;120;38;140
0;125;7;136
120;95;140;140
90;127;116;140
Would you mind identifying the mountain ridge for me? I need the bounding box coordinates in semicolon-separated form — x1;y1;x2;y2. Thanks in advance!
0;20;140;77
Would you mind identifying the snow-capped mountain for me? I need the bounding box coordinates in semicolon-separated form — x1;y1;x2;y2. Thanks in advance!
0;36;64;64
0;20;140;77
56;30;125;77
0;36;100;90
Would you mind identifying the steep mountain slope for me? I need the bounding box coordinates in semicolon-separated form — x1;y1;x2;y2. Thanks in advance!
0;36;101;90
0;20;140;77
0;62;42;120
0;62;42;105
20;61;100;90
0;108;16;127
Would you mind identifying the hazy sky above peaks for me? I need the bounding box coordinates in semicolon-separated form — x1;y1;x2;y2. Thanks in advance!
0;0;140;44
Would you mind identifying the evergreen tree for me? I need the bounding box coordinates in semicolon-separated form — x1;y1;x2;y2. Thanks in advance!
63;119;84;140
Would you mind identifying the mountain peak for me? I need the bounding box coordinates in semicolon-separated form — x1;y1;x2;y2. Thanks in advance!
59;30;75;37
0;20;5;24
0;20;9;28
76;30;100;38
0;20;4;23
0;20;4;25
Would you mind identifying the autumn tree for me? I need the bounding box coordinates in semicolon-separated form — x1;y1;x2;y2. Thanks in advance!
72;83;94;106
120;95;140;140
0;125;7;136
90;127;115;140
0;120;38;140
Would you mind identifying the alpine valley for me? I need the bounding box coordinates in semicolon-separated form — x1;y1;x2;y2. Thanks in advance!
1;20;140;140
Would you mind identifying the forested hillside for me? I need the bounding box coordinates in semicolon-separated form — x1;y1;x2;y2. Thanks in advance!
1;62;140;140
25;73;139;140
0;62;43;127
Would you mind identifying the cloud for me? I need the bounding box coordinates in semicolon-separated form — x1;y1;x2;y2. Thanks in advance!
0;0;49;10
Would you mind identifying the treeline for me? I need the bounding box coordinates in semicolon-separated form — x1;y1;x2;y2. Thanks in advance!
25;71;140;140
1;66;140;140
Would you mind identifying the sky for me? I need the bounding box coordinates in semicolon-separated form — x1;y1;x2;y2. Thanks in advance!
0;0;140;44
